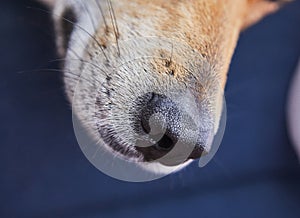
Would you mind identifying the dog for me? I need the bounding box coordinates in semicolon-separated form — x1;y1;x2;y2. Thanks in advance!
38;0;295;177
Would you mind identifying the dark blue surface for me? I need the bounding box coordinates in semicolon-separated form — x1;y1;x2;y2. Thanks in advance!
1;0;300;217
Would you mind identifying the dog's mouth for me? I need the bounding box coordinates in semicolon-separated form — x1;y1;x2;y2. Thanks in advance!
96;122;211;166
96;127;209;162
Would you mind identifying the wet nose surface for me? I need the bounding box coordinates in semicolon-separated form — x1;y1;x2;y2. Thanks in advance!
141;93;181;151
135;93;207;163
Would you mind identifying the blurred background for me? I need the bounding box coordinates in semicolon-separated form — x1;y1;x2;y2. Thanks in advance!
1;0;300;217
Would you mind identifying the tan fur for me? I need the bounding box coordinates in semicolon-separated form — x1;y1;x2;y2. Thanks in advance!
92;0;288;90
39;0;291;173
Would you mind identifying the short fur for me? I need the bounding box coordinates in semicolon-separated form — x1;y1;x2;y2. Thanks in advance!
39;0;292;173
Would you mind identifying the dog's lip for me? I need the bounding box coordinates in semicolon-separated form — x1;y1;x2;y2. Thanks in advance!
135;139;208;160
97;126;198;164
187;145;205;160
97;122;214;163
97;127;143;160
134;129;214;164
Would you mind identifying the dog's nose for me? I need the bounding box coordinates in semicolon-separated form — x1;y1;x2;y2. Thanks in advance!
140;93;180;151
135;93;209;162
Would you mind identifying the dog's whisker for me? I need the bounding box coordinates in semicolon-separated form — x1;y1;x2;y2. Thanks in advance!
20;68;103;87
27;6;106;60
27;6;109;62
68;47;85;61
64;69;103;86
95;0;109;33
80;0;97;32
107;0;120;56
50;57;110;78
17;68;60;74
108;0;120;37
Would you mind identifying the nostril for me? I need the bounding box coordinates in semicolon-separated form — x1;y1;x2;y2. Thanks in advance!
136;92;183;160
156;133;176;151
140;92;180;133
141;117;150;134
149;92;158;102
140;92;161;134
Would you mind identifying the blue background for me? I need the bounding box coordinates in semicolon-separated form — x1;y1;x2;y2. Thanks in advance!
1;0;300;217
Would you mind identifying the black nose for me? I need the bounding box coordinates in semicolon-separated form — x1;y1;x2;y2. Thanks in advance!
135;93;206;162
140;93;180;151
